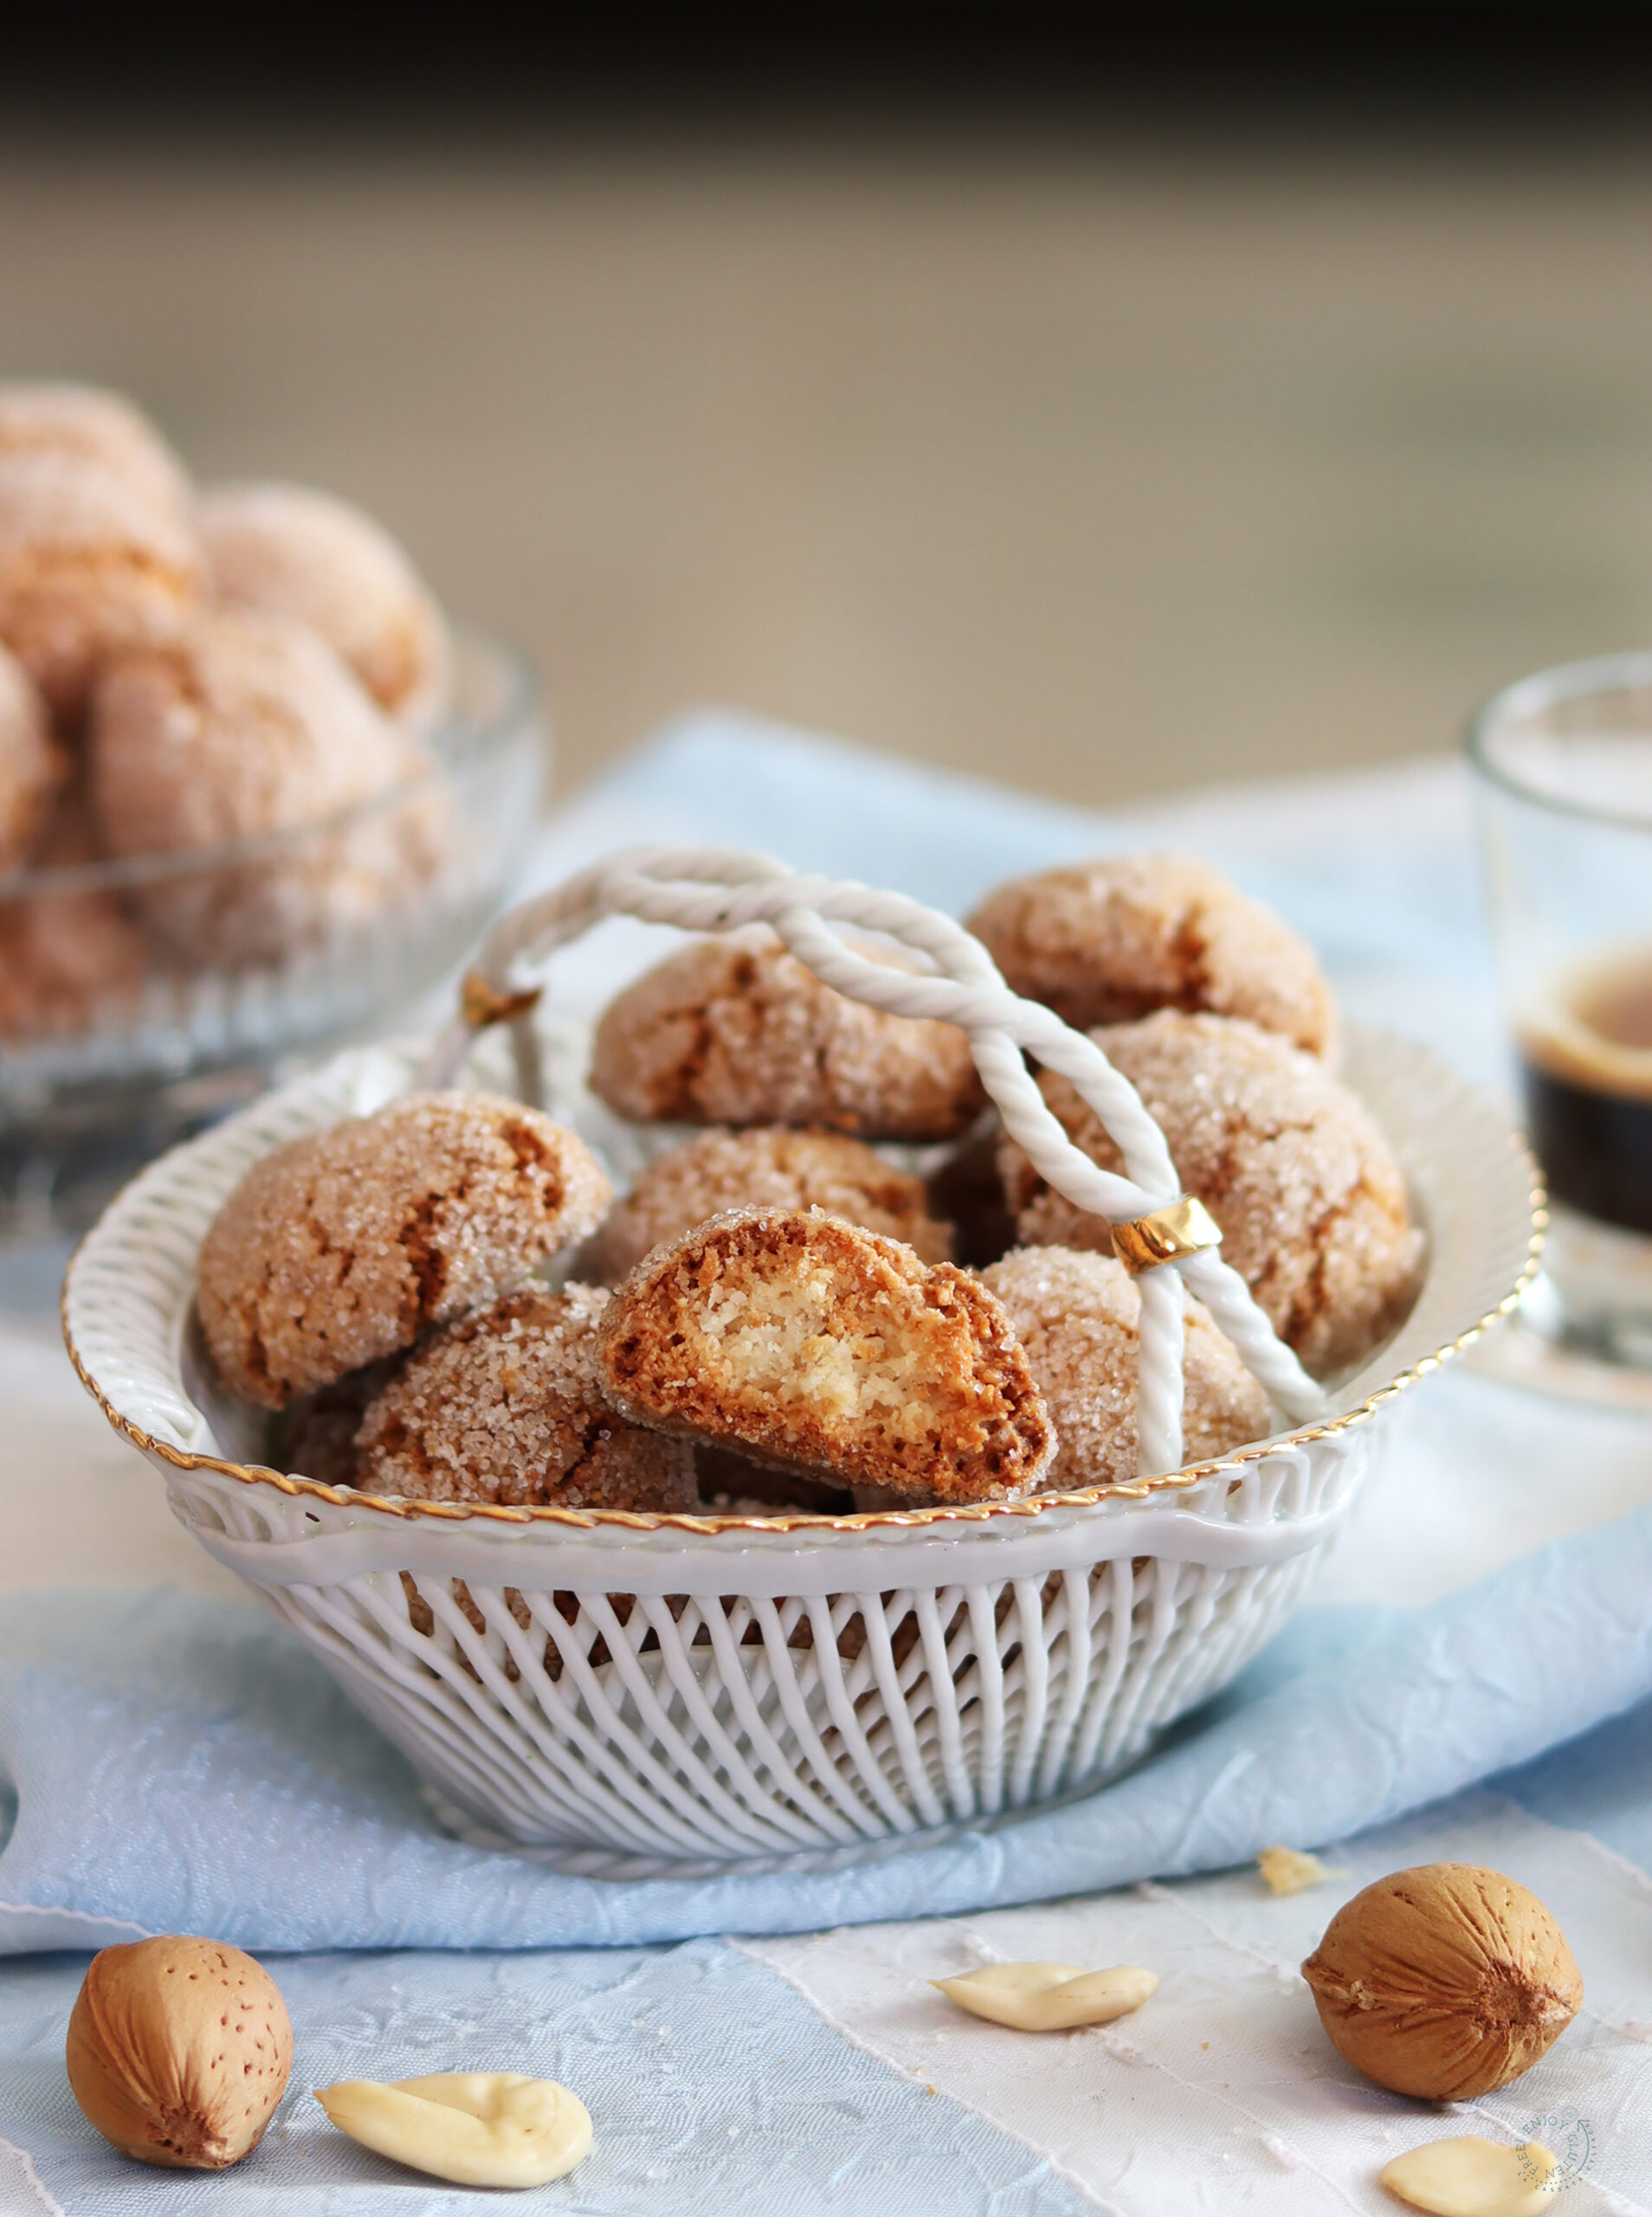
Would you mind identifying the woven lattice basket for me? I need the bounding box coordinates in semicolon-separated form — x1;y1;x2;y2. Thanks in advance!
63;850;1541;1874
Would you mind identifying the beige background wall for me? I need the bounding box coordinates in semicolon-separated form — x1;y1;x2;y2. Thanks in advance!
3;118;1651;809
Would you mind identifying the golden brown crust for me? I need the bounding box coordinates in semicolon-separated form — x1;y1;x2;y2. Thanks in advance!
979;1246;1268;1487
596;1205;1053;1503
0;449;203;715
354;1283;696;1510
967;851;1336;1058
589;928;984;1141
197;481;449;727
197;1091;612;1407
998;1010;1423;1379
583;1125;954;1283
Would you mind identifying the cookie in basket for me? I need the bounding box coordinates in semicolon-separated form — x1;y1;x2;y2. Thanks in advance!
966;851;1336;1058
999;1010;1423;1378
0;639;61;869
583;1125;954;1283
980;1247;1269;1490
198;481;450;729
87;607;431;966
354;1283;695;1511
597;1205;1053;1503
197;1090;611;1407
590;927;984;1141
0;443;203;718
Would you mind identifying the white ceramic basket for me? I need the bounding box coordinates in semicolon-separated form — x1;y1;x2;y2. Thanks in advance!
63;851;1541;1876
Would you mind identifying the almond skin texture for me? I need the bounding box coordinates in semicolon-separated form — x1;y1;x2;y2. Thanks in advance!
65;1935;293;2169
1300;1863;1582;2100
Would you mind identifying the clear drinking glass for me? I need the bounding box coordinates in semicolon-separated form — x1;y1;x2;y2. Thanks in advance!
1468;650;1652;1371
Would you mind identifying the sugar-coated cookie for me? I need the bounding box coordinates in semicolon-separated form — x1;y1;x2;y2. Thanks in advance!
197;1091;611;1407
0;383;192;515
967;852;1336;1058
583;1125;953;1283
998;1011;1422;1378
590;928;984;1142
597;1205;1053;1503
0;449;203;715
0;791;145;1042
979;1246;1269;1488
354;1283;696;1511
198;481;450;728
87;607;426;965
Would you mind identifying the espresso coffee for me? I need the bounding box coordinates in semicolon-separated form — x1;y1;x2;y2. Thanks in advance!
1519;949;1652;1235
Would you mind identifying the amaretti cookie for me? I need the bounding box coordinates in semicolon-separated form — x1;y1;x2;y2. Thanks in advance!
0;449;203;716
999;1011;1423;1378
979;1246;1269;1489
966;852;1336;1059
584;1125;954;1283
87;607;423;964
354;1283;696;1511
597;1206;1054;1503
0;792;145;1042
590;928;984;1141
197;1090;611;1407
0;382;193;514
198;482;450;728
0;639;60;869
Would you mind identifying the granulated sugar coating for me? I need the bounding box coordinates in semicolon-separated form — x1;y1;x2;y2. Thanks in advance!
0;638;59;869
980;1246;1269;1488
0;446;203;715
1000;1010;1423;1380
0;382;193;516
355;1283;696;1511
198;481;450;729
966;851;1336;1059
584;1125;954;1283
590;927;984;1141
197;1091;612;1407
598;1205;1053;1503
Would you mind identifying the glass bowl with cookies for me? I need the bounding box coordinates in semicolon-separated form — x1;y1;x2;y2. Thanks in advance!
63;847;1540;1875
0;384;545;1251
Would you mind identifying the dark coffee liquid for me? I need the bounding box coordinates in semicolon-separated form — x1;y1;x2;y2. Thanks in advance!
1520;951;1652;1235
1521;1063;1652;1232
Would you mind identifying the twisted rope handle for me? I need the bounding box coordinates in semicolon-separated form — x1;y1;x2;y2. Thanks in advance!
418;847;1326;1473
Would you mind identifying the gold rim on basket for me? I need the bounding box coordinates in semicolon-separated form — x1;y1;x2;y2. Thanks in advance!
60;1156;1546;1538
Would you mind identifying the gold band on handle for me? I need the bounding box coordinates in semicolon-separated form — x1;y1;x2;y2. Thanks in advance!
1113;1194;1223;1275
460;969;544;1031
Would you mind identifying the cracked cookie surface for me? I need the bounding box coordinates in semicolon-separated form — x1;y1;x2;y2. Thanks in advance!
355;1283;696;1510
998;1010;1422;1378
979;1246;1269;1488
583;1124;953;1283
197;1090;612;1407
589;927;984;1141
597;1205;1053;1503
966;851;1336;1057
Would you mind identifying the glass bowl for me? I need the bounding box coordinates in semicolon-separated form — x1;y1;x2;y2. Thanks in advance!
0;624;545;1267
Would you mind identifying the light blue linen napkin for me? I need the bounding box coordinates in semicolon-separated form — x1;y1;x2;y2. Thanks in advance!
2;1494;1650;1954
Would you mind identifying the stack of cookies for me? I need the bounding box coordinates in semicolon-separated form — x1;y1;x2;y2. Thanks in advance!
0;382;451;1042
196;852;1423;1525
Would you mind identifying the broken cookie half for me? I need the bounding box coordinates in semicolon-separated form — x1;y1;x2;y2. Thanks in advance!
596;1206;1055;1505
